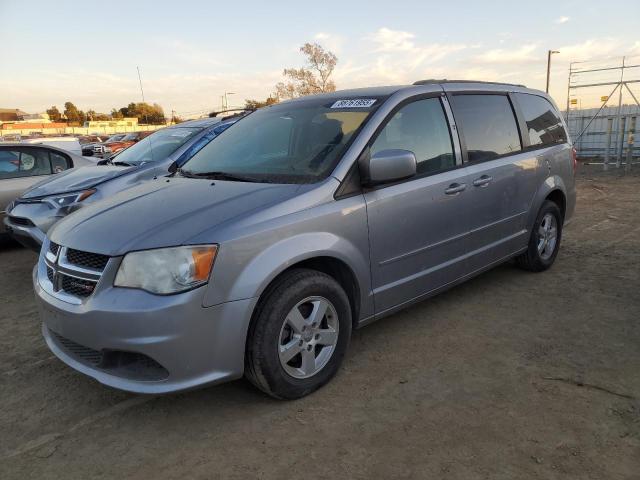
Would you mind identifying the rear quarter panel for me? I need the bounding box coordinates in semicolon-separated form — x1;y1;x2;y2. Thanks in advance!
526;143;576;230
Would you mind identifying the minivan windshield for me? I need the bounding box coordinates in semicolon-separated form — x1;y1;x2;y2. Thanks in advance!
111;127;201;166
181;98;382;183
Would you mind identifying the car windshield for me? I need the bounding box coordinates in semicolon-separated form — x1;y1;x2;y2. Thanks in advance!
181;97;382;183
111;127;201;165
107;134;124;142
121;133;138;141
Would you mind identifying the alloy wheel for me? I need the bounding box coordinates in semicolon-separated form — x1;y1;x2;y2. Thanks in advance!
278;296;339;379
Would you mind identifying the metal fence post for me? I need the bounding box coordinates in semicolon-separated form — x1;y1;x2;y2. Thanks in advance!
604;117;613;170
626;116;636;172
617;116;627;168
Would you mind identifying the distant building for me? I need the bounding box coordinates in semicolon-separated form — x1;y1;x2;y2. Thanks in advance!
0;108;29;122
20;112;51;122
83;117;138;128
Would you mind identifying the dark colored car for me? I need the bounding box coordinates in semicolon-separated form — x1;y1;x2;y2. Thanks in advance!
83;134;126;157
100;131;154;157
6;117;241;249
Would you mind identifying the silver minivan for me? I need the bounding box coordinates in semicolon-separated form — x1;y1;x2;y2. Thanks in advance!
34;81;576;399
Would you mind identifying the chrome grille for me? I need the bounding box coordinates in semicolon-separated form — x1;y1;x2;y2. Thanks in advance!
41;241;109;303
66;248;110;271
61;275;96;297
46;266;54;283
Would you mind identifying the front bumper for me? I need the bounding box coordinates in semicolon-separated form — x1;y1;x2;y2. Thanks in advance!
4;216;46;250
5;201;59;251
34;264;258;394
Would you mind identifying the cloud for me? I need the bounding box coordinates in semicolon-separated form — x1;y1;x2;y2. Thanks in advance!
556;38;623;61
367;27;417;52
313;32;345;54
555;16;570;24
474;44;538;64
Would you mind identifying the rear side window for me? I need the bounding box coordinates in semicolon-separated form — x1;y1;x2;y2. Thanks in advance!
0;148;52;179
50;151;71;173
514;93;567;146
371;98;455;175
451;94;521;162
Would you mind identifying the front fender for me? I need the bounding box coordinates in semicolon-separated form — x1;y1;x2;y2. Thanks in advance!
203;231;373;320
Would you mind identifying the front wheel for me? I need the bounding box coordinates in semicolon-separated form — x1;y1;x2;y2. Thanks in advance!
245;269;352;399
516;200;563;272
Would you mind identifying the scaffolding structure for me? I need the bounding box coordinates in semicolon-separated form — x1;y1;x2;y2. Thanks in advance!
565;56;639;171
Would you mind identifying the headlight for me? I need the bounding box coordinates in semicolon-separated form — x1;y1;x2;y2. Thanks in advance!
114;245;218;294
45;189;96;208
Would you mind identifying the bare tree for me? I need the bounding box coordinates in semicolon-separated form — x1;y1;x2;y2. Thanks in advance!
275;43;337;99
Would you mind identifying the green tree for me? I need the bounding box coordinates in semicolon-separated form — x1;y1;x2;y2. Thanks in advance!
275;43;337;100
63;101;86;125
110;108;124;119
46;106;62;122
115;102;166;125
244;97;278;109
85;110;111;122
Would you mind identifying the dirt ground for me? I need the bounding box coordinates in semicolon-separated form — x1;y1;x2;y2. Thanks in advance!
1;165;639;479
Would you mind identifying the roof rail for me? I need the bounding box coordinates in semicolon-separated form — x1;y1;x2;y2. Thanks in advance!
413;79;526;88
208;108;254;118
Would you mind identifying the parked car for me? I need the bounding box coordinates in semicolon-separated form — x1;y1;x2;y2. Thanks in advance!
34;81;576;399
98;131;154;158
21;136;83;156
0;134;23;142
5;117;239;250
83;134;126;157
79;135;110;156
0;144;93;243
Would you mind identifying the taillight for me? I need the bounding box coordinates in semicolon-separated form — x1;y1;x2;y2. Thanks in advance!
572;147;577;174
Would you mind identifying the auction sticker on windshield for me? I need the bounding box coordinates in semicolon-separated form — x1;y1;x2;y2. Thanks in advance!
330;99;377;108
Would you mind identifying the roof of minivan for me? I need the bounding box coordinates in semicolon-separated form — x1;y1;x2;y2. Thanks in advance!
278;81;544;105
281;86;406;104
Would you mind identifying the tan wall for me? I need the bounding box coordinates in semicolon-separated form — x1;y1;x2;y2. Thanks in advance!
0;124;165;137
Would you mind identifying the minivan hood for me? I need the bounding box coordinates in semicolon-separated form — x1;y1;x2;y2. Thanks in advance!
22;165;133;198
49;177;303;256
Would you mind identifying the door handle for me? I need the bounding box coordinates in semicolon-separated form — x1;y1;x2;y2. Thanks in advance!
472;175;493;187
445;183;467;195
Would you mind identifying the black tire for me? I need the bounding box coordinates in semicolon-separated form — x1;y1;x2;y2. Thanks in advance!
516;200;563;272
245;268;352;399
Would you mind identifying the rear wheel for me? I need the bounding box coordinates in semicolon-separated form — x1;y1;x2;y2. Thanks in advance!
245;269;352;399
516;200;563;272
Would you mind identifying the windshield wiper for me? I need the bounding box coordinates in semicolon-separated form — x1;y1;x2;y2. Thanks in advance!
179;169;263;183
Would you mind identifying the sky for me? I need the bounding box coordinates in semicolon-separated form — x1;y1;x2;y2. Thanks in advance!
1;0;638;117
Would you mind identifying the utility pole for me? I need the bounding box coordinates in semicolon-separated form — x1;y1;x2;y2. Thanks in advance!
137;66;148;125
546;50;559;93
136;66;146;103
224;92;235;111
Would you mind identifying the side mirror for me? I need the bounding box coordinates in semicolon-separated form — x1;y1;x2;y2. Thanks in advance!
362;149;417;186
